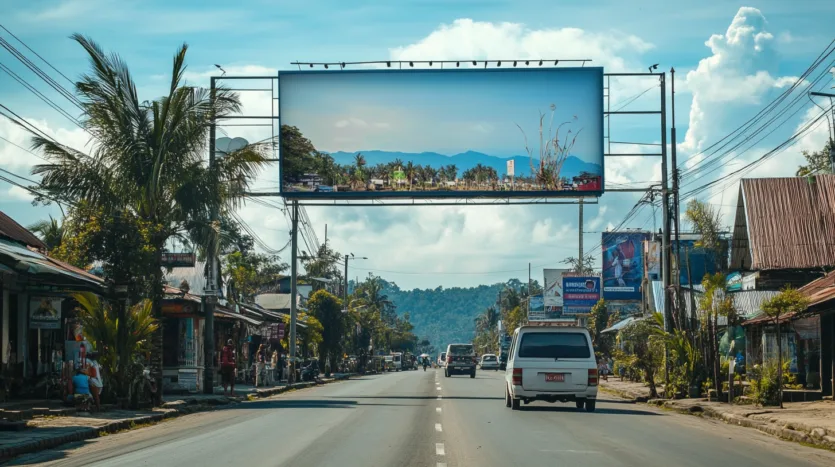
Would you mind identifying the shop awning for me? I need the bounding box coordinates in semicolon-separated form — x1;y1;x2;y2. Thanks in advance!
602;317;637;334
0;238;104;289
215;309;263;326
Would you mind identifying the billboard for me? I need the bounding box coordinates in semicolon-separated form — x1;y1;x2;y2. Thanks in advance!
543;269;569;311
674;239;726;285
278;68;604;199
645;240;661;281
562;276;601;315
602;232;649;300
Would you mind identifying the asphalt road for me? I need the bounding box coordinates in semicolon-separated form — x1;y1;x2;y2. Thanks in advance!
9;369;835;467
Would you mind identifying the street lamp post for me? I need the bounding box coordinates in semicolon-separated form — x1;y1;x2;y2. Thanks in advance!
343;253;368;308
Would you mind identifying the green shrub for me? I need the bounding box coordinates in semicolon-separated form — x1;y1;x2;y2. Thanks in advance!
749;362;780;406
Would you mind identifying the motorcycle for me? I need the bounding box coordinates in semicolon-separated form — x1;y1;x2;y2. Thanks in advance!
301;361;320;382
128;362;157;409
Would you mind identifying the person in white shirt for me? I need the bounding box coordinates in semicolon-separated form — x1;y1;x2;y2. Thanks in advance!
86;352;104;411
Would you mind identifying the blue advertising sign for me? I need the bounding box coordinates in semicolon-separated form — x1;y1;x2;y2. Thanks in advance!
602;232;649;300
562;277;601;315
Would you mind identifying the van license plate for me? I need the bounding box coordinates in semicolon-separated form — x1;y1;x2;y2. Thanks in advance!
545;373;565;382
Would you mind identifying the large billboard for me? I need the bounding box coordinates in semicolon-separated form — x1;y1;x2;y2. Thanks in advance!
562;276;601;315
278;68;604;199
602;232;649;300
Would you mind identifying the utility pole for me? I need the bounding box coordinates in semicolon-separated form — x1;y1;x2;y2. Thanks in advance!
344;254;349;305
671;67;682;330
578;199;584;271
660;72;672;335
203;75;218;394
289;200;299;384
660;71;672;394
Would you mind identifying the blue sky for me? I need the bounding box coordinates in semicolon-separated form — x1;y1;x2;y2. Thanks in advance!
1;0;834;289
280;68;602;160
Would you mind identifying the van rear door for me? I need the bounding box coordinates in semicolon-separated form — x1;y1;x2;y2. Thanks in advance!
516;331;593;392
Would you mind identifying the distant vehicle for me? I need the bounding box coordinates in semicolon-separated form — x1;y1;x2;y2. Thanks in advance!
384;355;394;372
438;352;447;367
504;325;598;411
479;354;500;371
391;352;403;371
445;343;476;378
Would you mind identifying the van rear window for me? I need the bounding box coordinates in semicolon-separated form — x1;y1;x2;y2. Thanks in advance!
517;332;591;359
448;345;474;355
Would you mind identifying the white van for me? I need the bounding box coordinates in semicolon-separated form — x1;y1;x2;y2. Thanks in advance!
391;352;403;371
504;325;598;411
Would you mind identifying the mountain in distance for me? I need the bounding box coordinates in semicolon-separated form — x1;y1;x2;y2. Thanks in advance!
327;150;602;179
376;278;506;352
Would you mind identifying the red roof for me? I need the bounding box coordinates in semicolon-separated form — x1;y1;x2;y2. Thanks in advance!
0;211;47;250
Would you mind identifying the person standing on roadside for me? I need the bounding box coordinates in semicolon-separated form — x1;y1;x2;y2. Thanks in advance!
255;344;267;387
86;351;104;411
220;339;237;396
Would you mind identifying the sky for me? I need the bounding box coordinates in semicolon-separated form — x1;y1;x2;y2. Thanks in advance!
279;68;603;160
1;0;834;290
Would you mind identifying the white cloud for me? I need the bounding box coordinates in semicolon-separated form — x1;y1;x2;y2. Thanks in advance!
6;185;33;202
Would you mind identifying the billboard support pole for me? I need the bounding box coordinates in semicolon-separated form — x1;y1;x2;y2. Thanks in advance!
579;199;584;272
289;200;299;384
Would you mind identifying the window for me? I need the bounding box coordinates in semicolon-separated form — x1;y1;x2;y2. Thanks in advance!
483;355;496;361
448;345;473;355
518;332;591;359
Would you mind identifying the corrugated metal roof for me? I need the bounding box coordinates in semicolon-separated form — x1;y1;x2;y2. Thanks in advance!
0;211;46;250
731;175;835;270
798;270;835;307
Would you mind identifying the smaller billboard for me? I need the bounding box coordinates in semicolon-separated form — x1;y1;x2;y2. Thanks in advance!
562;277;601;315
30;297;61;329
645;241;661;281
602;232;649;300
161;252;196;268
543;269;569;310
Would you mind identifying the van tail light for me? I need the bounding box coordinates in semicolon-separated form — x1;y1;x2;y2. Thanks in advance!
588;368;599;386
512;368;523;386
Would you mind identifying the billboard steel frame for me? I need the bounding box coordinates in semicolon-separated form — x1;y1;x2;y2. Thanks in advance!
205;63;672;376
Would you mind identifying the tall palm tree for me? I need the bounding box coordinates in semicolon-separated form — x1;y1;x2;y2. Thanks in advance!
405;161;415;191
27;215;64;252
32;35;269;403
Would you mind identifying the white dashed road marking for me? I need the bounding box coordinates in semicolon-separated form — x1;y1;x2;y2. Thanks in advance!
436;443;445;456
435;423;443;432
436;386;442;391
436;407;442;413
437;395;442;400
438;464;447;467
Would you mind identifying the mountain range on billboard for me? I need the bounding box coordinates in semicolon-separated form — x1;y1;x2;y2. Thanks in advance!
327;150;602;179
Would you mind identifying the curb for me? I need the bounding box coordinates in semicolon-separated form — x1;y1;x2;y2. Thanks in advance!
0;373;355;462
599;385;650;403
649;399;835;451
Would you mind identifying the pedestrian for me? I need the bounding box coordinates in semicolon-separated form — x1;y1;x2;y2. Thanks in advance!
255;344;267;387
270;350;279;385
220;339;236;396
86;351;104;411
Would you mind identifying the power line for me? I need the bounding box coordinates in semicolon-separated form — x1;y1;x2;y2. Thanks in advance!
0;134;48;162
0;23;76;87
0;60;84;129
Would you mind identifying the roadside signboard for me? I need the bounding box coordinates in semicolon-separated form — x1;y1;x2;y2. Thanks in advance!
161;252;196;268
30;297;61;329
562;276;601;315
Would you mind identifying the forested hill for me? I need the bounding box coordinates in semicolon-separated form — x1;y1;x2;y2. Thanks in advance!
379;279;505;352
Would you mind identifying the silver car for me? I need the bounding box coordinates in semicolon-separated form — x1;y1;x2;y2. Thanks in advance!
479;353;500;370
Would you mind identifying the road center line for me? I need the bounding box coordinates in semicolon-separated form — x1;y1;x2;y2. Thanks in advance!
438;463;447;467
436;407;442;413
436;386;442;391
435;423;443;432
436;443;445;456
437;395;442;400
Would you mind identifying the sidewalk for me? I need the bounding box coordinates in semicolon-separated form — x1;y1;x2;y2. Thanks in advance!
601;378;835;450
1;373;356;462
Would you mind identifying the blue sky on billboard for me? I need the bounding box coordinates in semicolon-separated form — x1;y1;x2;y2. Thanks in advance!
0;1;833;288
278;68;603;198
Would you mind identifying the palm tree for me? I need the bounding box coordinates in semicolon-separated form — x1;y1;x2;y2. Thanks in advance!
27;215;64;252
32;35;268;403
405;161;416;191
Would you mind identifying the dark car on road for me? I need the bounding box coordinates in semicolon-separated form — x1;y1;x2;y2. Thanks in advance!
445;343;477;378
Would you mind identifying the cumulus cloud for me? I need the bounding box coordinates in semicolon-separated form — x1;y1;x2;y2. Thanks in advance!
5;185;34;202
